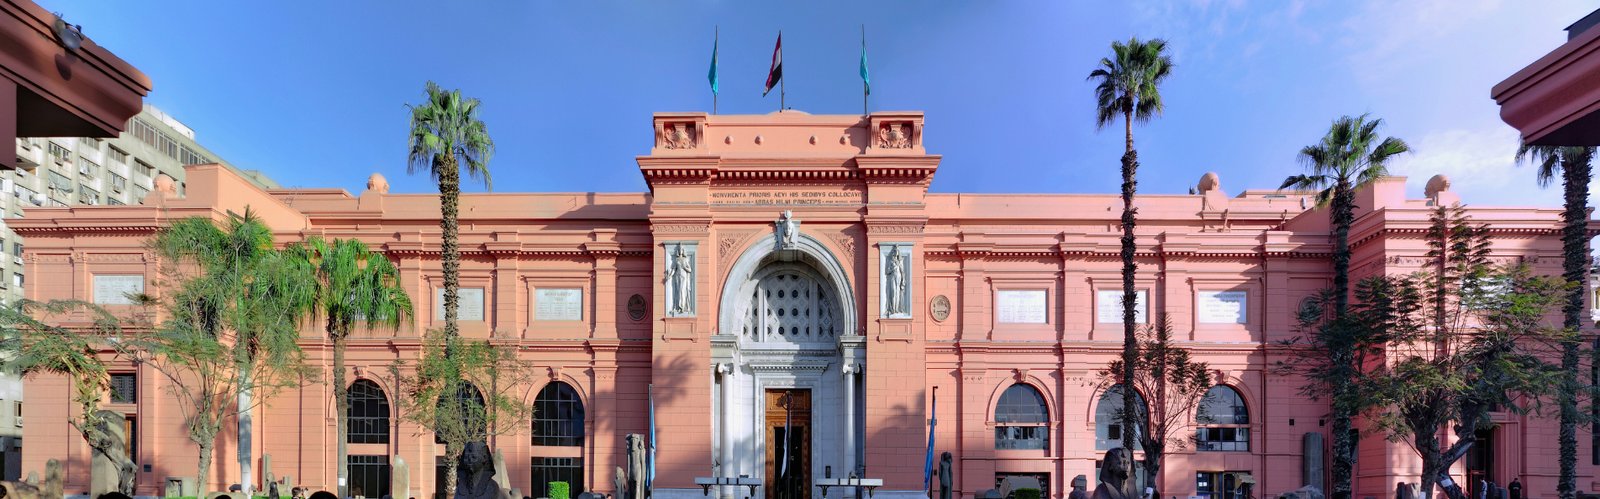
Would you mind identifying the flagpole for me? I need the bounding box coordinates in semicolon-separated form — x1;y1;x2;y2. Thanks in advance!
713;26;719;115
862;25;868;116
780;30;786;112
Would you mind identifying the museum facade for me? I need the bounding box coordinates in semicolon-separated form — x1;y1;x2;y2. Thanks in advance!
14;111;1594;499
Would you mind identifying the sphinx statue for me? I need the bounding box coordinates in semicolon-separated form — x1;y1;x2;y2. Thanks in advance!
1091;448;1136;499
455;442;510;499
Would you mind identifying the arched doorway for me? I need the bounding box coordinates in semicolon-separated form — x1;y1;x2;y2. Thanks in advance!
713;229;859;499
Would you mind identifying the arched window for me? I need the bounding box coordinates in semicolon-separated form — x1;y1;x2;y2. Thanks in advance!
1094;385;1147;451
994;384;1049;450
533;382;585;447
348;379;390;444
435;383;486;444
1196;385;1249;452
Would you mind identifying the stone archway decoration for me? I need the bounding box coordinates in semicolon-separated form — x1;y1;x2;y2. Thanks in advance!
719;222;857;340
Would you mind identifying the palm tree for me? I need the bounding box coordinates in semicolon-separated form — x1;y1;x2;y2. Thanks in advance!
1088;37;1173;486
1280;114;1409;499
1515;144;1594;499
293;237;413;499
407;81;494;346
407;81;493;498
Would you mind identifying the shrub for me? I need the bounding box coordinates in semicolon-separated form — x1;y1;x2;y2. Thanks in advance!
1014;488;1042;499
549;481;570;499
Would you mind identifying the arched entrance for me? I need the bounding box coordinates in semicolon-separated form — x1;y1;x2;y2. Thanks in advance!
712;230;861;499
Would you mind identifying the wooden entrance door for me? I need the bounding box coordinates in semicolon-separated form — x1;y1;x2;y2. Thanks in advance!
765;389;811;499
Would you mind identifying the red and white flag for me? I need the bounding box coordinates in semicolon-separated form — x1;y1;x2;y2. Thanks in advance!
763;32;783;96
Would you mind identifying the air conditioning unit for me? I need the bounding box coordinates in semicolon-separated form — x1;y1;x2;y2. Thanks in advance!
13;256;22;265
30;193;44;205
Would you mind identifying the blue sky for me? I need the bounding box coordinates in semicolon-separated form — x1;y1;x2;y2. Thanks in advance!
37;0;1597;207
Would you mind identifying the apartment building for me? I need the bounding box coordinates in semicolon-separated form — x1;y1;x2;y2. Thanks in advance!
1;106;276;480
5;104;279;306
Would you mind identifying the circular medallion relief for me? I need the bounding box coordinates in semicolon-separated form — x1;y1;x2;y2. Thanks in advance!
627;294;648;321
930;295;952;322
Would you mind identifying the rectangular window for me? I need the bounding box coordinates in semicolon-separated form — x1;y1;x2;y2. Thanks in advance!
12;242;22;257
107;147;128;165
78;157;99;177
348;455;390;499
46;142;70;163
13;185;38;206
157;132;178;159
107;197;125;206
1196;427;1250;452
109;373;136;403
131;119;157;146
134;160;154;177
179;146;208;166
529;457;585;499
1196;471;1250;499
132;186;149;201
12;273;21;289
46;171;72;193
110;174;127;192
79;185;99;205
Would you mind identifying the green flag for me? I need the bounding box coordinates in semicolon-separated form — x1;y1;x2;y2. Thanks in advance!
708;28;719;94
860;27;870;96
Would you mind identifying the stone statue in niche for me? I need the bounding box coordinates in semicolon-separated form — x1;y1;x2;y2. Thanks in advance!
667;245;694;316
886;245;906;315
626;434;648;499
1091;448;1135;499
775;210;801;250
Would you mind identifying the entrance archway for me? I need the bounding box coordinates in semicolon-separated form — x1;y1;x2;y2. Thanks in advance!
713;230;859;499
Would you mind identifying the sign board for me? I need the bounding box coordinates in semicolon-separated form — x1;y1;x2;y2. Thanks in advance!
1096;289;1147;324
93;275;144;305
997;290;1047;324
435;287;485;321
535;288;584;321
1198;291;1247;324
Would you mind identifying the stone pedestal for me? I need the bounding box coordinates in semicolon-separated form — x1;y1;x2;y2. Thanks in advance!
393;455;410;499
1302;433;1324;490
493;449;511;493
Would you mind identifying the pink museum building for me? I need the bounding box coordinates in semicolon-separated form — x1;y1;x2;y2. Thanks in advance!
14;111;1596;499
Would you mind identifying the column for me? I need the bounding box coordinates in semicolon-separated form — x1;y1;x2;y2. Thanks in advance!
718;363;735;499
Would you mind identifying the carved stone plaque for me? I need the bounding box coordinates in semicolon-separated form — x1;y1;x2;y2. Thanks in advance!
434;287;485;321
1198;290;1248;324
535;288;583;321
93;275;144;305
929;295;951;323
628;294;648;321
997;290;1047;324
1096;289;1147;324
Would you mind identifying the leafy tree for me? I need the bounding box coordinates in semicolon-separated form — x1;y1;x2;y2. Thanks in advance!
391;329;533;497
1;299;134;493
1279;114;1409;498
1515;144;1594;499
290;237;413;498
1348;205;1570;499
1099;315;1212;498
1088;36;1174;460
127;211;316;492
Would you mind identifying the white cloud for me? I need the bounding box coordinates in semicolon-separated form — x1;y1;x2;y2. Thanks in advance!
1387;126;1599;208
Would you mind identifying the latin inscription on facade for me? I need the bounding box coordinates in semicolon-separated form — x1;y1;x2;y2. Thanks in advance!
710;189;864;206
435;287;485;321
535;288;584;321
1096;289;1147;324
1198;291;1247;324
997;290;1047;324
93;275;144;305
